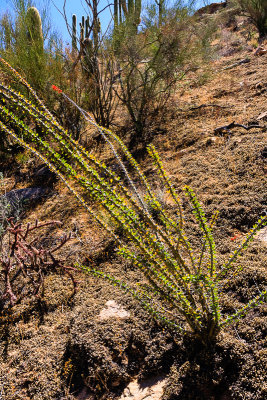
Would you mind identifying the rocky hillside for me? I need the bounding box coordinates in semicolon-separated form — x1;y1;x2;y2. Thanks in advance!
0;4;266;400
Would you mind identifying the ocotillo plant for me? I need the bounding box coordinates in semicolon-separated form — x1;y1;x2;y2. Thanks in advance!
0;58;266;344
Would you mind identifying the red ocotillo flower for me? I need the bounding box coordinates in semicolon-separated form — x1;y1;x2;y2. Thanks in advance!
51;84;62;93
230;233;241;241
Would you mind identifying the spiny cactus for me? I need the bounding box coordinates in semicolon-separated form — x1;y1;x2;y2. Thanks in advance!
25;7;43;51
114;0;142;29
71;14;96;77
72;14;91;52
72;14;77;52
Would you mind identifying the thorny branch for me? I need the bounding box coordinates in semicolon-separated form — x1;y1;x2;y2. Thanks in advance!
0;218;77;306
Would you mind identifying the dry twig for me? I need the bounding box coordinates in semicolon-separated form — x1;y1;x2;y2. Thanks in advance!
214;121;266;135
189;104;230;111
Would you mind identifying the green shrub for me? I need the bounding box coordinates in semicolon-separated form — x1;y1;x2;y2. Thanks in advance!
0;1;85;140
0;1;47;92
112;3;214;148
0;59;266;344
238;0;267;38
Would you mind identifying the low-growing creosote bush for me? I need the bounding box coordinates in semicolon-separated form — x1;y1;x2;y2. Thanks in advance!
0;58;266;343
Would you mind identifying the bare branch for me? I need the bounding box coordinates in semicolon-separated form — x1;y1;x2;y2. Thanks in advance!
214;121;266;135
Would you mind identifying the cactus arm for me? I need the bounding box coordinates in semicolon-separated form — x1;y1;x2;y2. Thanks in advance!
85;16;90;38
80;22;84;42
72;14;77;51
114;0;118;27
121;0;128;17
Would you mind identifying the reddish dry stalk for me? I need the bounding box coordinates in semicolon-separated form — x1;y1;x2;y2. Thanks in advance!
0;218;77;306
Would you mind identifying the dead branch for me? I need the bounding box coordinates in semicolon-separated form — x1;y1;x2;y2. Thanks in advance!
176;104;231;113
214;121;266;135
222;58;250;71
188;104;230;111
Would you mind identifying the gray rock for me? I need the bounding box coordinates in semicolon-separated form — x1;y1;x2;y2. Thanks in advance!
0;187;51;221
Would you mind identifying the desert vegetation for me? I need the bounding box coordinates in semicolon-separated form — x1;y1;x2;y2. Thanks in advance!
0;0;266;399
238;0;267;38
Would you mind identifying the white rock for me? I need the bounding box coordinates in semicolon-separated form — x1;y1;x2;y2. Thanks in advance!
256;226;267;246
119;376;167;400
99;300;130;320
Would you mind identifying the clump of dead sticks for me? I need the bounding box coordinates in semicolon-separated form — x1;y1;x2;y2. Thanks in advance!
0;218;77;306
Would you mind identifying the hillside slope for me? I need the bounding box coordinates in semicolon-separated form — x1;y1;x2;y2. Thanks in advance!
0;10;266;400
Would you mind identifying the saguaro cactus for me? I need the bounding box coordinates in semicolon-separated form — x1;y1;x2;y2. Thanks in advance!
71;14;96;76
25;7;43;50
72;14;92;51
114;0;142;29
156;0;164;26
24;6;44;90
72;14;77;52
1;14;12;50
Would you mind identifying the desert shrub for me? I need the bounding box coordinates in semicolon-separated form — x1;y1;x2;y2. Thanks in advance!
112;3;213;148
78;42;119;129
238;0;267;38
0;1;86;140
0;1;48;92
0;60;266;344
